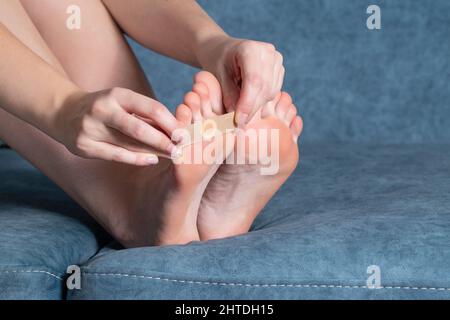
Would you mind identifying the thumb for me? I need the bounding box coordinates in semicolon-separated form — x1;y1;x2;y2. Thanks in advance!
220;75;240;113
233;75;262;127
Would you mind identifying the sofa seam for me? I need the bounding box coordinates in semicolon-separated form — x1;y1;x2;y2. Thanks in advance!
0;270;63;281
82;272;450;291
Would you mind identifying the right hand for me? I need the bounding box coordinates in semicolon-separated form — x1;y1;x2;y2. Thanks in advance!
55;87;181;166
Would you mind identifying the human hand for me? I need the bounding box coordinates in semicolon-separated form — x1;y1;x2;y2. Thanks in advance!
54;88;181;165
198;36;285;127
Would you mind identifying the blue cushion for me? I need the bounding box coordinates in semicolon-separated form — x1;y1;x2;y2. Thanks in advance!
69;144;450;299
0;149;109;299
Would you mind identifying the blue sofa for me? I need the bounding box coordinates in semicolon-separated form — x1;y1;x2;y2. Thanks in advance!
1;0;450;299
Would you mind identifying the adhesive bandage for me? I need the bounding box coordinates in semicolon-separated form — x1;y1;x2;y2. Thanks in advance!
178;112;237;148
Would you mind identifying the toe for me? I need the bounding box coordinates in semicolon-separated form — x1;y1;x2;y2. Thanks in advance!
284;104;297;126
175;104;192;125
290;116;303;142
275;92;292;121
193;82;216;119
184;91;203;123
195;71;224;115
260;92;281;118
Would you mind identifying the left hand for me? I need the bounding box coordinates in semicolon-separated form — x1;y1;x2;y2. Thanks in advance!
198;36;285;127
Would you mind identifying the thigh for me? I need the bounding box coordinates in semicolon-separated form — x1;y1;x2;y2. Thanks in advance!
20;0;154;97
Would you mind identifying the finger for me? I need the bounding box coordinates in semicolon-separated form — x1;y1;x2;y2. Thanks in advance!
90;141;159;166
101;126;173;159
233;51;264;125
234;74;264;127
276;66;285;94
253;49;283;108
272;51;284;93
235;51;281;126
219;74;240;113
111;88;179;137
106;109;180;158
252;51;280;110
271;64;281;94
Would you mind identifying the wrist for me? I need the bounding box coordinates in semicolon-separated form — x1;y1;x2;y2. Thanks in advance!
194;30;232;69
45;84;85;143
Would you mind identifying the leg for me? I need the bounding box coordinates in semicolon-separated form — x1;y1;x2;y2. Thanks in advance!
20;0;154;95
182;72;303;240
0;0;222;247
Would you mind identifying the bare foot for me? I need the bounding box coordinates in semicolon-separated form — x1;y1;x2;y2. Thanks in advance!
182;71;303;241
82;100;231;248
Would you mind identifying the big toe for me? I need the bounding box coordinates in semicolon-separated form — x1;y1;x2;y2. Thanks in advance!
194;71;224;115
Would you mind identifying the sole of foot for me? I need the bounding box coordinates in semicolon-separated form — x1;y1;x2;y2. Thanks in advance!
181;71;303;241
87;93;233;248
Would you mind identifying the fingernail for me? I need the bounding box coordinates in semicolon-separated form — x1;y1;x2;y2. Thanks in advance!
167;143;176;154
172;132;182;143
235;112;249;128
147;156;159;165
170;146;183;159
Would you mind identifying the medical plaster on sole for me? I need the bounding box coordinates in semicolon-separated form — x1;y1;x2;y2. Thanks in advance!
179;112;237;148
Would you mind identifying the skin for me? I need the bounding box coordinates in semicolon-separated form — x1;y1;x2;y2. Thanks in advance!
0;16;180;165
0;0;196;246
0;0;296;247
101;0;286;127
182;72;303;240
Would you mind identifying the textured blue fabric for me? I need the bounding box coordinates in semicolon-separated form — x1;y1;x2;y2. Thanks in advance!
69;144;450;299
0;150;109;299
131;0;450;143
